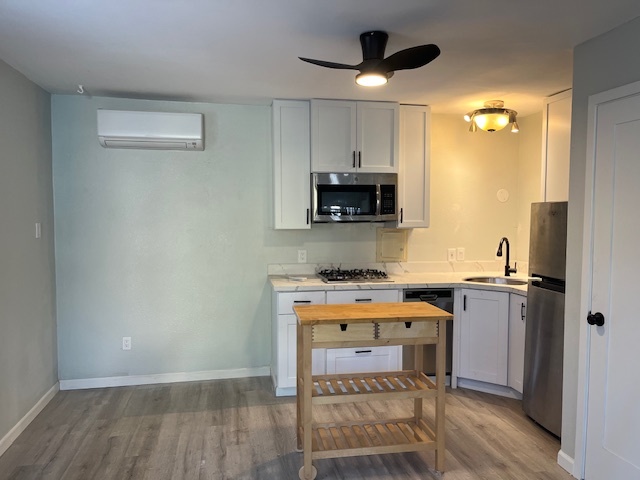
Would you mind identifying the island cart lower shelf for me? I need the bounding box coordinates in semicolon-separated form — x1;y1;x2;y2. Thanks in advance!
294;302;453;480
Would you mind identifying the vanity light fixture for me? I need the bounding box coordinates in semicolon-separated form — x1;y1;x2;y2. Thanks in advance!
464;100;519;133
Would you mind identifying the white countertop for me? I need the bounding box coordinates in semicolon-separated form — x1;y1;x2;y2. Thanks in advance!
269;271;529;295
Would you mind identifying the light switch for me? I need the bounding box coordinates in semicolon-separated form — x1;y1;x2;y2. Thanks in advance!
457;247;465;261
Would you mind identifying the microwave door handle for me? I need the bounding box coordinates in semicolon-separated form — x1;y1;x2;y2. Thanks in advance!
376;184;381;216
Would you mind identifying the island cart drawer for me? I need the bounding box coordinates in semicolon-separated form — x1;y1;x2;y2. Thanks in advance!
278;291;326;315
378;320;438;339
312;323;375;343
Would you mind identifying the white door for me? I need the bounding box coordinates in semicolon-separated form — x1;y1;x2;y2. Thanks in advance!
584;88;640;478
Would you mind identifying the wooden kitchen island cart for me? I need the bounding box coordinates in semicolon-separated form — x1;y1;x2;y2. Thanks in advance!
294;302;453;480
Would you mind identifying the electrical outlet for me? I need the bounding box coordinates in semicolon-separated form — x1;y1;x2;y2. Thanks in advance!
447;248;456;262
297;249;307;263
457;247;465;261
122;337;131;351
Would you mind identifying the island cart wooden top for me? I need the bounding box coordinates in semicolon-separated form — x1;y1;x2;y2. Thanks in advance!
293;301;453;325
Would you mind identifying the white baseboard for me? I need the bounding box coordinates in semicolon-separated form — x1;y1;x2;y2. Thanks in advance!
0;382;59;458
557;449;576;477
59;366;270;391
456;378;522;399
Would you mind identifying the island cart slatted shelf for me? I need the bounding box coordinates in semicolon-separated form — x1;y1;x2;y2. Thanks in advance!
294;302;453;480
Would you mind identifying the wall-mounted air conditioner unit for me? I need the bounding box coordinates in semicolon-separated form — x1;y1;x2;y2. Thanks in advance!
97;110;204;150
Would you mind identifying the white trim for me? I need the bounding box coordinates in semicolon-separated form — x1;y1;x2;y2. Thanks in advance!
557;449;576;477
574;78;640;480
0;382;59;458
59;366;270;391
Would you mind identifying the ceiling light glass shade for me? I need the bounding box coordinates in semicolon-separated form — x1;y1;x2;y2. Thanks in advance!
355;72;388;86
464;100;519;133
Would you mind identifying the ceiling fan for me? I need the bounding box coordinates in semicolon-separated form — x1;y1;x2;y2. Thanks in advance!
299;31;440;86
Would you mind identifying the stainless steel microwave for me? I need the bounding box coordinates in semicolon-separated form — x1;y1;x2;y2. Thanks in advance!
312;172;398;223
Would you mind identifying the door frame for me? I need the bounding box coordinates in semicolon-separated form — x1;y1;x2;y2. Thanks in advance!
574;79;640;479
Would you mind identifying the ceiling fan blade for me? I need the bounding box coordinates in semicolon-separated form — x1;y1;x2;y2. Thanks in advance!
299;57;359;70
378;44;441;73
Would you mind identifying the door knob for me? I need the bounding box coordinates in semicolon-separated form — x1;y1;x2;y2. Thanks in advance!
587;311;605;327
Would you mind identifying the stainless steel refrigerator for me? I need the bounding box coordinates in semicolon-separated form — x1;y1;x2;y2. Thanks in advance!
523;201;567;437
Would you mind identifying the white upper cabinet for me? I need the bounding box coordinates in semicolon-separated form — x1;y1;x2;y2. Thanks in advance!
542;89;572;202
311;99;398;173
397;105;430;229
272;100;311;230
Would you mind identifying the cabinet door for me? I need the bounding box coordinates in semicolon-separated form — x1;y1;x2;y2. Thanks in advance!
459;289;509;385
325;289;401;373
542;90;572;202
508;293;527;393
278;314;325;389
273;100;311;229
397;105;430;228
356;101;399;173
311;99;357;172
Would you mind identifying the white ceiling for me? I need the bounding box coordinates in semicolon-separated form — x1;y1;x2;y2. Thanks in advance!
1;1;639;116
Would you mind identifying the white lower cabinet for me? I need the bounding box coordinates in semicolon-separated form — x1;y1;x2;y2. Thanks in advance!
324;289;402;374
508;293;527;393
272;290;326;396
458;288;510;386
326;346;401;374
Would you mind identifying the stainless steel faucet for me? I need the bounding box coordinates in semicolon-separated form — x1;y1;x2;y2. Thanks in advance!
497;237;517;276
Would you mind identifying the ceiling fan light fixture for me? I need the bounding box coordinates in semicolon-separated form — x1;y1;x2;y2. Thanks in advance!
465;100;519;133
355;71;388;87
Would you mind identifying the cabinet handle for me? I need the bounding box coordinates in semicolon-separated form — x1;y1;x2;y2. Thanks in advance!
293;300;312;304
355;350;372;354
306;208;310;225
463;295;467;311
400;207;403;223
355;298;372;302
352;151;356;168
521;302;526;321
358;151;362;168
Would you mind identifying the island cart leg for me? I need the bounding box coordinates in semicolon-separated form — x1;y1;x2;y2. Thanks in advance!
300;324;316;480
296;319;303;451
413;340;425;424
435;319;447;472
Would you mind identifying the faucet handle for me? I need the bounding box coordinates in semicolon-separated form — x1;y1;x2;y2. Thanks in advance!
511;262;518;274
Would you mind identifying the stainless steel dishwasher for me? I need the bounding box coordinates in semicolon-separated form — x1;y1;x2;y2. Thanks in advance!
403;288;454;375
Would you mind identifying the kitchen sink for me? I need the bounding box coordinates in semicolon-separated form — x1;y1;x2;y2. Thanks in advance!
463;276;528;286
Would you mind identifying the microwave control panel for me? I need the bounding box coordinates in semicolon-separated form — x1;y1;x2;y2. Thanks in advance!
380;185;396;215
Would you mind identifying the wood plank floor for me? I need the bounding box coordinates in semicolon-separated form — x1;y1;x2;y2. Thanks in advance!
0;377;573;479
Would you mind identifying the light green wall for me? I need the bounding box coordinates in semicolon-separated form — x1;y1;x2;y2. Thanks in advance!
0;60;57;442
564;15;640;461
52;96;540;381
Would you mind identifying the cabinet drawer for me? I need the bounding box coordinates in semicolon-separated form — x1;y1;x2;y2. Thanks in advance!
378;321;437;339
278;291;326;315
326;289;399;304
313;323;375;343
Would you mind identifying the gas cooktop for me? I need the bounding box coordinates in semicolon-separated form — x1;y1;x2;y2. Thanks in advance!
316;268;392;283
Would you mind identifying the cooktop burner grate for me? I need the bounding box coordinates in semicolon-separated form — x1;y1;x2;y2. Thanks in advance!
316;268;391;283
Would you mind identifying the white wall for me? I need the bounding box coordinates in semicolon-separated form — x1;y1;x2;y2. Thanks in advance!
563;15;640;461
0;60;57;441
408;113;537;266
52;96;540;382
